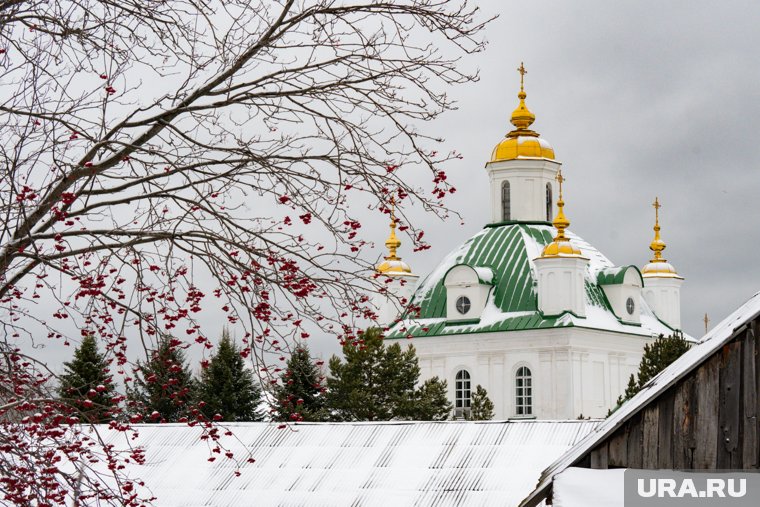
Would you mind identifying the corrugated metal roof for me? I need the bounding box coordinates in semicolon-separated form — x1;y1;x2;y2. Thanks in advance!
520;290;760;507
93;420;598;507
387;222;674;339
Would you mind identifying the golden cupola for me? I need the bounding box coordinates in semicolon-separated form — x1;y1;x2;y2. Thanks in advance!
541;170;584;258
641;198;682;279
490;62;555;162
376;200;413;275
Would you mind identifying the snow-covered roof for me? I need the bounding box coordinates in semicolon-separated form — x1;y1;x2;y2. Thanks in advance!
552;468;624;507
520;291;760;507
388;223;676;339
94;419;599;507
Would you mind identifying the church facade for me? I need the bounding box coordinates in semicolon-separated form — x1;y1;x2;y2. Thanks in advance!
377;65;685;420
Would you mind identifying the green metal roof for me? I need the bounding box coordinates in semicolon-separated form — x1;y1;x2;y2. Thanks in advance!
596;265;643;286
386;223;674;339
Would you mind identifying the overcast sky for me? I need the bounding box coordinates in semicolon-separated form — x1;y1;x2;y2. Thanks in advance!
377;0;760;345
30;1;760;370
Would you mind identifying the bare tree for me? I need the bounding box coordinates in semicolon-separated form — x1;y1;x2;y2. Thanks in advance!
0;0;489;503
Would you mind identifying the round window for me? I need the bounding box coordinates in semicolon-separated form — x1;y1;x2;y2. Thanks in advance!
455;296;471;315
626;297;635;315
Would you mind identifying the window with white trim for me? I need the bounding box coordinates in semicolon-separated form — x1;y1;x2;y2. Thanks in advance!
546;182;553;221
455;369;471;418
515;366;533;416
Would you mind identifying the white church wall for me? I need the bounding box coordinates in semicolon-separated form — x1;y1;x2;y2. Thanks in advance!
407;327;655;420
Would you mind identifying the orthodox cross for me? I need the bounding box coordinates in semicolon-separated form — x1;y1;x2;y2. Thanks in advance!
653;197;661;224
517;62;527;91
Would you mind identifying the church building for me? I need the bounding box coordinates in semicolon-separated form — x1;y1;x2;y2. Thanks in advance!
377;64;686;420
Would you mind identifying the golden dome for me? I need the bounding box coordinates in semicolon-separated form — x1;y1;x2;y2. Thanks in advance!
491;136;555;162
377;258;412;275
541;170;585;258
641;197;682;279
376;199;414;276
641;261;680;278
490;63;555;163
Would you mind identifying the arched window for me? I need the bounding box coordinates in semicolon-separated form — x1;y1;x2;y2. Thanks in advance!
501;181;511;221
546;182;553;221
455;369;471;418
515;366;533;416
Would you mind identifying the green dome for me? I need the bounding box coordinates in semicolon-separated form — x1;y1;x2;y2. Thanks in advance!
387;222;675;339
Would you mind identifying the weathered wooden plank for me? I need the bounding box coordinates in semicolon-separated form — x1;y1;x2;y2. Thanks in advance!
742;328;758;469
590;443;609;469
608;428;628;468
693;353;720;469
642;404;660;468
627;414;644;468
657;390;675;469
718;341;742;469
673;376;696;469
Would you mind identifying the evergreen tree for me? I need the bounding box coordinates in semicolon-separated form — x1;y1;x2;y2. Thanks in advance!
274;345;327;422
469;384;494;421
127;336;195;423
611;332;691;412
57;334;115;423
196;329;263;422
413;377;452;421
326;328;419;421
326;328;452;421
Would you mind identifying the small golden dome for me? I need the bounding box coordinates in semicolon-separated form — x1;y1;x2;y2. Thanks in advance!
642;197;682;279
641;261;680;278
541;170;585;258
490;62;555;163
377;259;412;275
542;240;583;257
376;199;414;276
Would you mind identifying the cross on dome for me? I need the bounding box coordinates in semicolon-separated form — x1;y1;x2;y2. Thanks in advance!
517;62;527;93
649;197;666;262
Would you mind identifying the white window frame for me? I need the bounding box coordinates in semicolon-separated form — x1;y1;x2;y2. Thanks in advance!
514;365;534;417
454;369;471;419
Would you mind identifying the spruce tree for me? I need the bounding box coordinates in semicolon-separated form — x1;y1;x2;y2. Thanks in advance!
326;328;419;421
611;332;691;412
196;329;263;422
413;377;452;421
57;334;115;423
127;336;195;423
326;328;452;421
274;345;327;422
469;385;494;421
